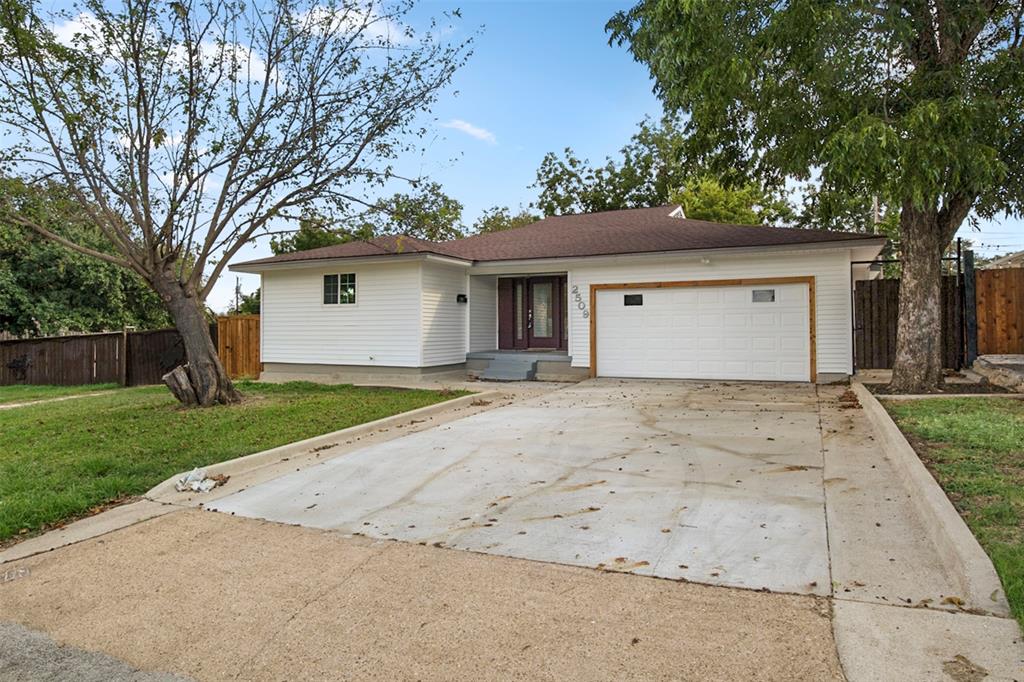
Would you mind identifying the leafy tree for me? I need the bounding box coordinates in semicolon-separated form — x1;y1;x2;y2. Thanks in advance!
227;288;261;315
671;175;794;225
361;181;464;241
270;211;372;255
609;1;1024;392
473;206;539;234
795;185;894;235
534;118;692;215
0;179;169;336
0;0;469;405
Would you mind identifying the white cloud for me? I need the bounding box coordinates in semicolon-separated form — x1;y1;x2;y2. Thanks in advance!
50;12;102;47
50;12;274;84
441;119;496;145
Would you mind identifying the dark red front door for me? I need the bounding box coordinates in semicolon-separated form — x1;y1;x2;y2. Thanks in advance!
498;276;567;350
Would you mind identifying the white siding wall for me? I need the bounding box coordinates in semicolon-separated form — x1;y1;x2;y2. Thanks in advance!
421;262;469;366
468;275;498;352
261;261;422;367
568;248;854;375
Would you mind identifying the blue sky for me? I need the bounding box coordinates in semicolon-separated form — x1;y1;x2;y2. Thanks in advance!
213;0;1024;311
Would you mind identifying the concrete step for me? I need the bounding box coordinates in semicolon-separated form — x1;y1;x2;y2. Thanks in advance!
480;358;537;381
485;359;536;371
480;368;536;381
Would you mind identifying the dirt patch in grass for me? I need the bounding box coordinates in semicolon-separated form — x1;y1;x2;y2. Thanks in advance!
0;383;120;405
867;382;1011;395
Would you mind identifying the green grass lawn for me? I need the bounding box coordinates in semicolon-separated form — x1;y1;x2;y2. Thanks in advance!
0;383;120;405
0;381;469;543
885;398;1024;625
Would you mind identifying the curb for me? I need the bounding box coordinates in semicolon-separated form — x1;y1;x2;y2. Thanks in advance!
145;390;502;501
851;381;1010;617
0;500;177;566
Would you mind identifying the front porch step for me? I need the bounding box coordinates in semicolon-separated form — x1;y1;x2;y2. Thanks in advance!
478;357;538;382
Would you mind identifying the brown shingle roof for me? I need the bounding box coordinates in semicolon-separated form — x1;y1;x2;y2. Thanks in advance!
234;206;885;268
238;234;451;266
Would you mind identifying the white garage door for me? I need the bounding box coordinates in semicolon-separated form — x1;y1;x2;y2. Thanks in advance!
595;282;811;382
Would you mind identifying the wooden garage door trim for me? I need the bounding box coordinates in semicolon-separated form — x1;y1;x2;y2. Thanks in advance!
588;276;817;381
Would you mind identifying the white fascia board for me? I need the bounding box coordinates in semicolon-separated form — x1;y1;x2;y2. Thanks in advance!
466;238;889;275
229;251;470;274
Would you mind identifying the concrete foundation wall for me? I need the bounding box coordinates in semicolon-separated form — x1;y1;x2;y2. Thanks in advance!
260;362;467;384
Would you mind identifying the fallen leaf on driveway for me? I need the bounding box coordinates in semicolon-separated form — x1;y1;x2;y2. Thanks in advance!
942;654;988;682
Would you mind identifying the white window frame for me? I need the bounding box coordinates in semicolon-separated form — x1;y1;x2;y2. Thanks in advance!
322;272;357;306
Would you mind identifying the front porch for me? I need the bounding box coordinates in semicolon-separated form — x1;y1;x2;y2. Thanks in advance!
466;350;587;382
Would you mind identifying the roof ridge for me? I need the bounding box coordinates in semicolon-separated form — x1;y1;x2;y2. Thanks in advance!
545;204;681;219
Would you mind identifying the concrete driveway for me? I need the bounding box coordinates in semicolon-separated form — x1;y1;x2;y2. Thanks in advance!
4;378;1021;681
212;379;829;595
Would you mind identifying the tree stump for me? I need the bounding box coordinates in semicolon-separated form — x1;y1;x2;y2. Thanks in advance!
162;365;199;407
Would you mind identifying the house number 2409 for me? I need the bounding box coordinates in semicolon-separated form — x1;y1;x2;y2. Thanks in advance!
571;285;590;318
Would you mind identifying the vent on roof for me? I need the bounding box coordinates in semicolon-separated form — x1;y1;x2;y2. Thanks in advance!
668;205;686;219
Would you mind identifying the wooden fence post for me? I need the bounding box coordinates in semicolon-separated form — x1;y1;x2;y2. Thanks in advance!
963;250;978;366
120;327;129;386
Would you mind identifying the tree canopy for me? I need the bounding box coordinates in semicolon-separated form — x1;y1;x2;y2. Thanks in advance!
534;118;800;226
533;118;691;216
608;2;1024;226
359;181;464;241
0;179;168;336
270;211;372;255
670;175;794;225
473;206;539;233
227;288;261;315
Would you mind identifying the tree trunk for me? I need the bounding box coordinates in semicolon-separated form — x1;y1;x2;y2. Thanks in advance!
890;204;946;393
152;273;241;407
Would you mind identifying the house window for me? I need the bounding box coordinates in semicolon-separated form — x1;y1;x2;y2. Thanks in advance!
323;273;356;305
623;294;643;306
752;289;775;303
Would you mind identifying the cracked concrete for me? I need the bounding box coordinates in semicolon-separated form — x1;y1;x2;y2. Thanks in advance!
210;379;832;595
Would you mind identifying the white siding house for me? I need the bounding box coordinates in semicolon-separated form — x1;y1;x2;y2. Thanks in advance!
468;275;498;352
235;206;886;383
260;260;423;368
420;262;470;366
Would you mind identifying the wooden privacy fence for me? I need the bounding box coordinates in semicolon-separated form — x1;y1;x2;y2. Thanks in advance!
976;268;1024;354
217;315;262;379
125;329;188;386
0;332;125;386
0;324;247;386
853;277;963;370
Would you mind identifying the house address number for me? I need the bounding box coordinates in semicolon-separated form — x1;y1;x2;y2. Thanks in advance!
571;285;590;318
